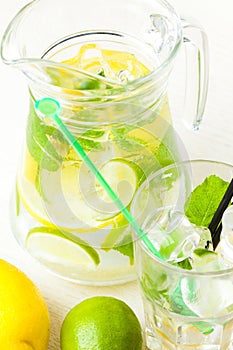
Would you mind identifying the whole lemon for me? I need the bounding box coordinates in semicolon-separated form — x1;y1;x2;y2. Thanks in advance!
60;296;143;350
0;259;50;350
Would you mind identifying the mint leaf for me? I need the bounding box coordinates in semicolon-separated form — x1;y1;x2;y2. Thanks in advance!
81;129;105;139
46;67;105;91
155;125;179;168
140;256;169;302
176;258;192;270
35;166;48;201
113;233;134;265
111;123;178;186
26;102;68;171
98;69;105;77
101;215;134;264
77;69;108;89
111;125;145;152
101;214;129;251
79;78;102;90
77;135;104;152
185;175;229;227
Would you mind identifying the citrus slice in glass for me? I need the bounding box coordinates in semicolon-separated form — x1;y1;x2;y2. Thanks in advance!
17;149;110;232
61;158;142;226
62;43;150;83
18;149;142;231
26;227;100;268
191;248;218;270
17;167;113;233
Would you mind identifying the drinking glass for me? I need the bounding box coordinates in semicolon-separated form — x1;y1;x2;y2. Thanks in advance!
132;160;233;349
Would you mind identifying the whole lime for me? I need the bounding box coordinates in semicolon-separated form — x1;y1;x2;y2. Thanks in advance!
60;296;143;350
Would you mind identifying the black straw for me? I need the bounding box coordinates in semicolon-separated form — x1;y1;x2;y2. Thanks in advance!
211;223;222;250
208;178;233;250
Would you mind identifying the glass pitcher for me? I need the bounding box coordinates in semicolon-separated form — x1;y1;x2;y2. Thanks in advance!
1;0;208;285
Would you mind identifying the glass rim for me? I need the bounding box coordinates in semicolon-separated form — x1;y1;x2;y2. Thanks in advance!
132;159;233;277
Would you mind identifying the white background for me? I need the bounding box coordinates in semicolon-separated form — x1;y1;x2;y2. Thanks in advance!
0;1;233;349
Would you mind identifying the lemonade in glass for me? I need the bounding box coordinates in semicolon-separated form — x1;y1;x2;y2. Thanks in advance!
132;160;233;349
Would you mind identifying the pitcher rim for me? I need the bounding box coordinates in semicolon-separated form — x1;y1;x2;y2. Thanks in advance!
1;0;182;96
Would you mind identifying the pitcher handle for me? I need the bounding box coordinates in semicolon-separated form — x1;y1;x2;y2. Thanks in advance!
181;17;209;130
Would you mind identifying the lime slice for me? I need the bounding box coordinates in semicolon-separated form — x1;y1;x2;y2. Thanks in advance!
95;159;138;204
26;227;100;267
61;158;140;226
191;248;218;270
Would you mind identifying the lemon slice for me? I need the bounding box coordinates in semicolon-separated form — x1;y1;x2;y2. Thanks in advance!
26;227;100;268
17;174;52;226
24;147;39;184
18;152;141;230
17;170;113;233
19;165;108;231
51;43;150;93
62;43;150;83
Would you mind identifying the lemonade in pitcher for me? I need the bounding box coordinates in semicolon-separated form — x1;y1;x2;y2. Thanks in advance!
13;42;175;284
2;0;208;285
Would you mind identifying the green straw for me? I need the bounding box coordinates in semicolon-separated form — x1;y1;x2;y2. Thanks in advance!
34;97;163;260
35;98;212;334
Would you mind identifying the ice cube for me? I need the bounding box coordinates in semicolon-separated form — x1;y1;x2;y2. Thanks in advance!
194;226;213;250
181;277;233;317
217;206;233;266
191;248;223;272
156;211;201;262
222;206;233;241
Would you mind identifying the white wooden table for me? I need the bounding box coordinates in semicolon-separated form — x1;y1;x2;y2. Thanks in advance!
0;1;233;349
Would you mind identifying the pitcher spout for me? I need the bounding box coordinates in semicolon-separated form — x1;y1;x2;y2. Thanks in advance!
1;1;35;65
